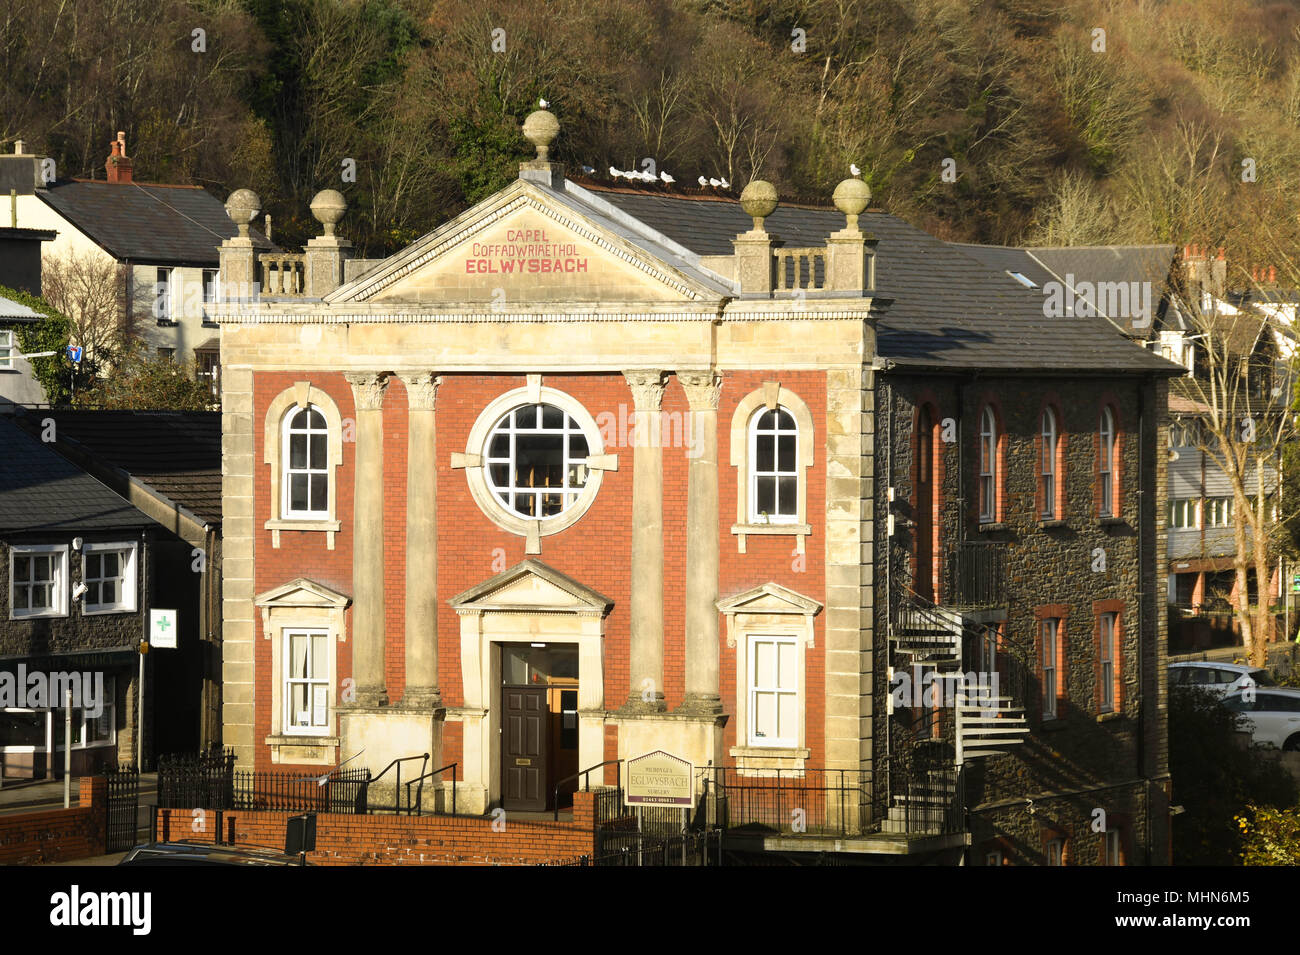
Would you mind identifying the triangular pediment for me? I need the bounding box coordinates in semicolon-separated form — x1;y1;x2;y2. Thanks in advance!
716;582;822;616
255;577;351;609
450;558;612;614
326;180;732;308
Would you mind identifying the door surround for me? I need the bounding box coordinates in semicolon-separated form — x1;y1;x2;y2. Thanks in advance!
450;560;612;813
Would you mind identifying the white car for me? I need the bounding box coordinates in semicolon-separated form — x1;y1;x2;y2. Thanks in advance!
1167;661;1277;698
1221;687;1300;750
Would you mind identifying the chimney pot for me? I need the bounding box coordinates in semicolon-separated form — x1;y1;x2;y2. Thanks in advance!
13;140;23;155
1270;266;1277;283
106;133;133;184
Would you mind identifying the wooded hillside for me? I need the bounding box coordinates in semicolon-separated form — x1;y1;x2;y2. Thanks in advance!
4;0;1300;260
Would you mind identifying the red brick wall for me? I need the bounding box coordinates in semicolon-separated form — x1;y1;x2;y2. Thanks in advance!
0;775;107;864
153;789;597;865
254;369;828;773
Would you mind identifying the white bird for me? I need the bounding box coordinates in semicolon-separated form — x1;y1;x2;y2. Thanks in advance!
698;176;708;187
850;162;861;177
719;177;730;189
660;171;675;184
709;177;722;188
609;166;622;179
539;98;549;108
639;170;656;182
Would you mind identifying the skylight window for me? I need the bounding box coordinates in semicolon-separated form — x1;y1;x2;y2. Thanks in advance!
1007;270;1038;289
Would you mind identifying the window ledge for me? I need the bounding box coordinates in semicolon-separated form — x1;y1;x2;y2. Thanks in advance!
1099;516;1126;527
265;734;340;765
9;611;68;621
1095;710;1122;723
1038;519;1068;530
729;746;811;775
977;522;1007;533
265;518;341;550
732;523;812;555
82;606;137;616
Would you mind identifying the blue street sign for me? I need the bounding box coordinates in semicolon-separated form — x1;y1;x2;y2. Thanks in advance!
67;345;83;363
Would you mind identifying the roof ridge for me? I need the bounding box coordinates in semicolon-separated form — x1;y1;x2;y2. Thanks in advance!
67;178;204;190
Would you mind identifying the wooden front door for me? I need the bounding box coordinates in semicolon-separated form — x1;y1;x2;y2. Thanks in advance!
502;685;548;811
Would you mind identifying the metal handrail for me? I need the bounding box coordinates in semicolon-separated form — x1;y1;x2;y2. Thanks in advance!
368;753;429;814
401;762;458;816
553;759;622;821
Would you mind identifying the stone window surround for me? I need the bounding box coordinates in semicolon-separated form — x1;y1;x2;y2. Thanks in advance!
976;399;1007;525
729;382;814;554
256;578;349;765
9;543;69;620
263;382;345;549
452;377;616;554
719;582;821;774
1036;398;1067;523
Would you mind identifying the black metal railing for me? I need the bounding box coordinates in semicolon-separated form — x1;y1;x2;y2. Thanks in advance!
943;541;1006;608
158;749;370;814
368;753;429;814
553;759;622;820
698;767;869;837
104;764;141;851
401;762;458;816
879;743;966;837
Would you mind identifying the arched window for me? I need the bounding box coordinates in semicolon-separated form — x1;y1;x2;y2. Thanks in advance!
264;383;345;548
1099;407;1116;517
283;405;330;518
749;406;799;524
1041;407;1058;519
979;405;998;523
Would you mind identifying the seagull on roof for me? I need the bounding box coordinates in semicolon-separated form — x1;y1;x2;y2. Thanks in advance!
698;176;708;187
850;162;861;177
660;171;675;184
719;177;730;189
539;98;549;108
609;166;622;179
709;177;722;188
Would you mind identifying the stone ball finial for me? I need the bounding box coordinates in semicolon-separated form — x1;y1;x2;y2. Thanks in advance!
310;189;347;237
739;179;778;231
522;107;560;162
832;176;871;231
225;188;261;239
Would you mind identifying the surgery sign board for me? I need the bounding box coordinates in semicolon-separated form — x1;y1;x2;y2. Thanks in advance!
625;750;694;808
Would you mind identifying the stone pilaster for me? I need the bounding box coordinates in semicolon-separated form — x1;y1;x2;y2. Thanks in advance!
622;369;668;712
346;371;390;707
401;372;441;707
678;370;723;715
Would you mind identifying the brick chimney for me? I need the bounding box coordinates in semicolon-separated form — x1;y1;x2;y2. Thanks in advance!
106;131;133;184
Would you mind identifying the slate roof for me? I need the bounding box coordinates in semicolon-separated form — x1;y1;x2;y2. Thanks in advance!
582;185;1183;376
0;416;156;533
21;410;222;525
38;180;273;266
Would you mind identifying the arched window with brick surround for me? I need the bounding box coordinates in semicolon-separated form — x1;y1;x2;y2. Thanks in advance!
978;404;1000;523
1040;406;1059;520
1099;406;1118;518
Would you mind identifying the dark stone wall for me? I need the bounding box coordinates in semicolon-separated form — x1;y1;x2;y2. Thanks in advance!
875;370;1171;865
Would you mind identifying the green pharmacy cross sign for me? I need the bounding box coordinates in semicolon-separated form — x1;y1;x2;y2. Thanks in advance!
149;609;178;649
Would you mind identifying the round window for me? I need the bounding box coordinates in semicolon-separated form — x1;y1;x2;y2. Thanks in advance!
463;386;606;538
484;403;591;519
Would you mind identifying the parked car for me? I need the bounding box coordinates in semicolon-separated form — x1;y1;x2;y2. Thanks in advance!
118;841;309;866
1167;661;1277;698
1220;687;1300;751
